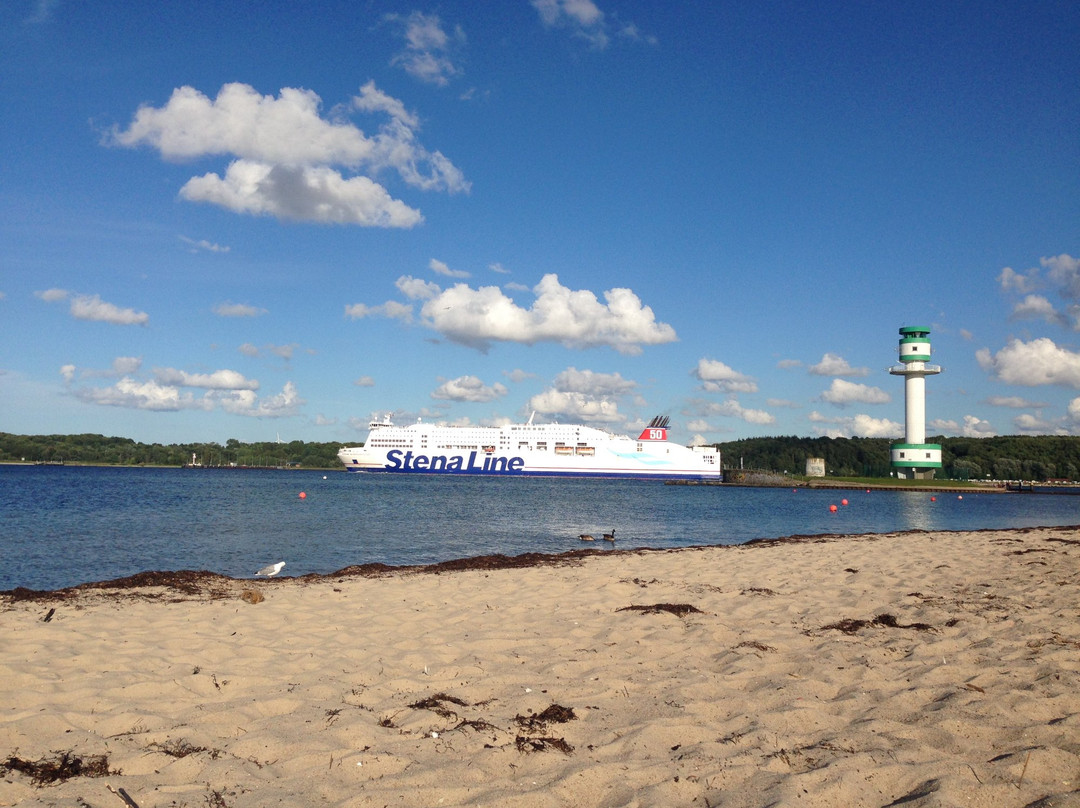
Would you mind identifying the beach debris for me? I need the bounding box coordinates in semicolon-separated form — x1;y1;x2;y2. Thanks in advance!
617;603;703;617
515;703;576;732
255;561;285;577
408;693;469;719
515;736;574;755
148;738;213;759
1;751;112;784
820;613;934;635
42;607;55;622
240;589;265;604
108;783;141;807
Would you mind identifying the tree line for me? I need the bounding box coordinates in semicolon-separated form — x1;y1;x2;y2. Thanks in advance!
0;433;345;469
3;430;1078;480
713;434;1080;481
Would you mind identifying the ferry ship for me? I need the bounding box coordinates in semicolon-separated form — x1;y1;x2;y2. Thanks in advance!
338;414;721;480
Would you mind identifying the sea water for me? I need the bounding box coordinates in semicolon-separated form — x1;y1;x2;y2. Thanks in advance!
1;464;1078;591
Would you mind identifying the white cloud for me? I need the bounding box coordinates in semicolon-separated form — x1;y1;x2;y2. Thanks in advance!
354;376;375;387
214;301;266;317
60;364;75;382
110;81;467;226
998;265;1039;294
808;352;869;377
219;381;303;418
552;367;636;396
1043;253;1080;299
181;160;424;227
820;378;890;406
180;235;230;253
489;262;510;275
416;274;676;353
977;337;1080;387
38;288;149;325
1010;294;1063;325
809;411;901;438
532;0;608;47
69;294;148;326
988;395;1048;408
153;367;259;390
692;358;757;393
344;300;414;321
431;375;508;402
505;368;535;383
525;388;624;423
776;359;802;370
960;414;996;437
704;398;775;425
75;378;212;412
429;258;470;278
387;11;465;87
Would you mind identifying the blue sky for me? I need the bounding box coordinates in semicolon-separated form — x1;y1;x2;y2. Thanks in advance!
2;0;1078;447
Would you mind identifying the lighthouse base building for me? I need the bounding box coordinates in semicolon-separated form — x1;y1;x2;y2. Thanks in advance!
889;326;942;480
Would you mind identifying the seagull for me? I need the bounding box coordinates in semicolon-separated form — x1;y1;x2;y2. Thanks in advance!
602;529;616;543
255;561;285;577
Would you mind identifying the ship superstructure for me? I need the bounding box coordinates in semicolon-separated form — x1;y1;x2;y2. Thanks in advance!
338;414;721;480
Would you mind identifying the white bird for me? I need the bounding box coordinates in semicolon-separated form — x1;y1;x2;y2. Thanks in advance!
255;561;285;577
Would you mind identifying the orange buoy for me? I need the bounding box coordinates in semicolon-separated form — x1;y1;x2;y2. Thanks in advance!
829;504;838;513
299;491;307;499
841;498;849;506
931;496;936;502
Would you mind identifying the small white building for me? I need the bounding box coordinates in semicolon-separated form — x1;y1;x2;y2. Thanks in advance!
805;457;826;477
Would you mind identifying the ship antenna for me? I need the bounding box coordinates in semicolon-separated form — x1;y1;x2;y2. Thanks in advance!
527;410;535;426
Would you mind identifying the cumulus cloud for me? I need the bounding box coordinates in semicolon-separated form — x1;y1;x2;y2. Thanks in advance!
431;375;508;402
524;366;638;424
977;337;1080;387
110;81;467;226
214;302;266;317
692;358;757;393
525;389;624;423
998;254;1080;328
820;378;890;406
219;381;304;417
37;288;148;325
809;411;902;438
808;353;869;377
352;274;676;354
76;378;213;411
387;11;465;86
153;367;259;390
929;415;996;437
702;398;775;425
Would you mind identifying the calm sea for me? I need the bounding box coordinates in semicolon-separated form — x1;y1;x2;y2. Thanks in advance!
2;465;1078;591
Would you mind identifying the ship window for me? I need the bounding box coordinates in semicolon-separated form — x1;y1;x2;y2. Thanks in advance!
637;443;643;452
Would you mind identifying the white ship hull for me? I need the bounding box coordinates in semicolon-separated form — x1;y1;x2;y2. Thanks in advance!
338;415;721;480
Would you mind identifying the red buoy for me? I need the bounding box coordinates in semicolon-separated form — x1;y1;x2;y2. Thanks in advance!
829;504;838;513
299;491;307;499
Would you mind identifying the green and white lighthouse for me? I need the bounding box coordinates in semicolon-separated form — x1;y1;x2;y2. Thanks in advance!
889;326;942;479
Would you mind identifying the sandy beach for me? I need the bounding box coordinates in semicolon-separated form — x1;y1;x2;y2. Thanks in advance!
2;526;1078;808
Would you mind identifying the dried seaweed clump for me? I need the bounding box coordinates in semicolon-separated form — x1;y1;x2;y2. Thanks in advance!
821;613;934;635
2;751;112;784
617;603;703;617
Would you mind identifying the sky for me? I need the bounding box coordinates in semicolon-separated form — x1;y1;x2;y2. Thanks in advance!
1;1;1078;448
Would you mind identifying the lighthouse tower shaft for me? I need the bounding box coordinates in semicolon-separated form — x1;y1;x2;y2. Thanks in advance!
889;326;942;480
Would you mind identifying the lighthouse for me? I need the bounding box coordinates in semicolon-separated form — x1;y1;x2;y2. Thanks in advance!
889;326;942;479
